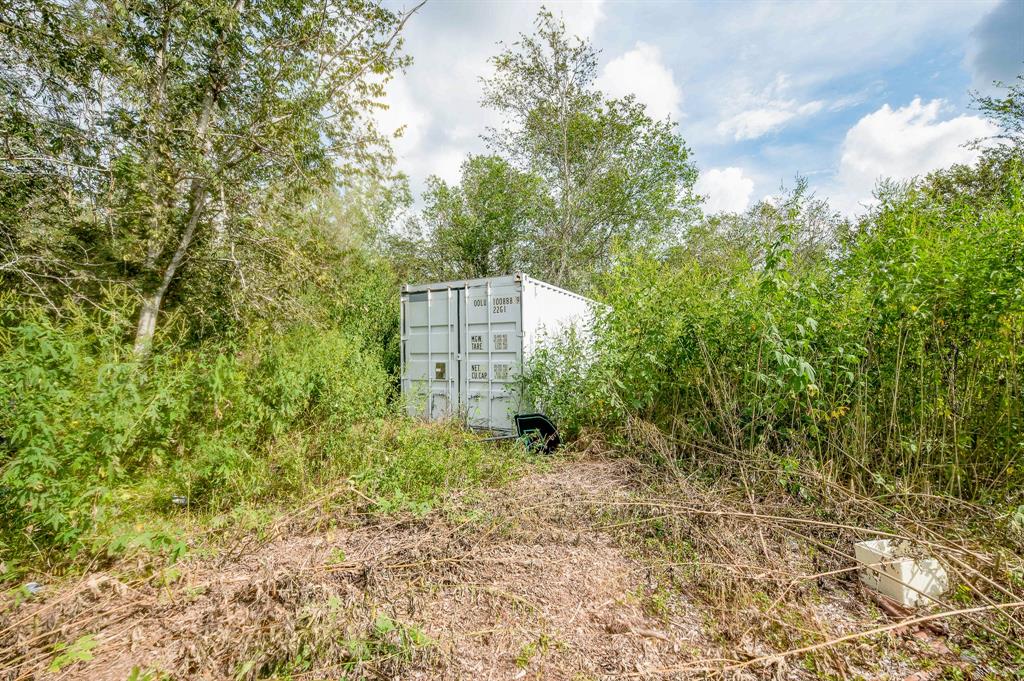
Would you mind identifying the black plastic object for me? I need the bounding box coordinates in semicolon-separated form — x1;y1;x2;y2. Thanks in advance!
514;413;561;454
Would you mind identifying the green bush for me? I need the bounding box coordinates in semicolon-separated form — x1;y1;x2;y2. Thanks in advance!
0;279;528;573
0;294;393;565
169;325;391;507
1;297;146;557
527;172;1024;499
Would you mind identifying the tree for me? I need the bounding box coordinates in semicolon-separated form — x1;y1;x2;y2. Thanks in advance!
680;178;847;274
973;74;1024;153
923;74;1024;208
480;10;699;289
420;155;543;279
1;0;417;351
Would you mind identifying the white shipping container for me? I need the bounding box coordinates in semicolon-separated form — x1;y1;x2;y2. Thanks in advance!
400;273;596;433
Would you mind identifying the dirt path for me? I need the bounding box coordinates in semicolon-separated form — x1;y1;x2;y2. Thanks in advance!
3;457;988;680
2;461;710;680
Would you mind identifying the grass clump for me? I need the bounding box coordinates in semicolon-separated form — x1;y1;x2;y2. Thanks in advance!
344;420;524;514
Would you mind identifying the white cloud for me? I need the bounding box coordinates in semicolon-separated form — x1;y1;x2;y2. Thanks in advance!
696;167;755;214
828;90;872;112
715;74;825;140
430;148;466;185
374;75;468;187
560;0;606;39
596;42;682;120
376;78;430;155
717;100;823;141
833;98;998;213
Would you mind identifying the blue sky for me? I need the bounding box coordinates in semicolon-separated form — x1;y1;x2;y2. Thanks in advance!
379;0;1023;216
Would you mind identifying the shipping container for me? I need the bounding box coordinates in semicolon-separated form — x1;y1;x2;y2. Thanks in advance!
400;273;596;433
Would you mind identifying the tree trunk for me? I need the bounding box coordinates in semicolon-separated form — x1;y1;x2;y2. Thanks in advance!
132;0;244;354
133;183;208;353
133;88;217;354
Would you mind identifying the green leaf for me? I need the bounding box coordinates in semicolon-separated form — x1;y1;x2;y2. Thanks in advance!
49;634;97;672
374;614;397;635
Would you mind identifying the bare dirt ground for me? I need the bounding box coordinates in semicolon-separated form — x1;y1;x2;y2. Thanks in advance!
0;458;996;680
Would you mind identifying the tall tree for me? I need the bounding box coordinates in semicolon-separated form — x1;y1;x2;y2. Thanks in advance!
480;10;699;289
1;0;416;351
420;154;543;279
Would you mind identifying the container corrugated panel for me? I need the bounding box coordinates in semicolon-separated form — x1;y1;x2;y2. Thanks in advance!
400;273;596;433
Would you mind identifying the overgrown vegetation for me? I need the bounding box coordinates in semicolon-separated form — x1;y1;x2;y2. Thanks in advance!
0;0;518;572
527;93;1024;508
1;1;1023;675
0;284;520;568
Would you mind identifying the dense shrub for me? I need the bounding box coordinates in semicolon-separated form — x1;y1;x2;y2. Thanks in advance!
527;171;1024;500
164;324;391;508
0;294;392;564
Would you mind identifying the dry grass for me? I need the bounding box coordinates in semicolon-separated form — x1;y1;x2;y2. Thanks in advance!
2;446;1022;680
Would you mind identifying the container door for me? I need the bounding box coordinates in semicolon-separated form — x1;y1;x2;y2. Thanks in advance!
402;288;462;422
461;280;522;432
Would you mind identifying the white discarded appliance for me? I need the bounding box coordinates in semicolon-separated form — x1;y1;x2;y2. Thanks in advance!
400;273;595;434
854;539;949;608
